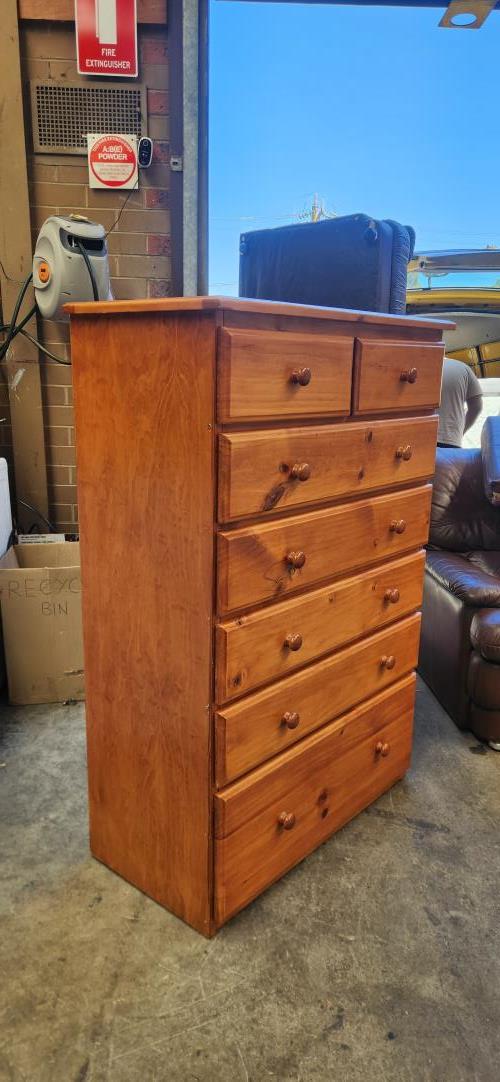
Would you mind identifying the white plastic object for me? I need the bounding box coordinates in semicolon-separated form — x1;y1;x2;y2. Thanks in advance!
33;214;112;320
0;459;12;556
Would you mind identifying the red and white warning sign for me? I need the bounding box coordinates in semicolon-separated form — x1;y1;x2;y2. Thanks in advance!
87;133;138;190
75;0;138;78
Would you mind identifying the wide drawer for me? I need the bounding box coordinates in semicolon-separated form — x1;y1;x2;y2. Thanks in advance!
217;484;431;614
216;552;424;704
353;338;444;415
217;328;353;421
214;676;415;925
218;416;438;522
216;611;421;785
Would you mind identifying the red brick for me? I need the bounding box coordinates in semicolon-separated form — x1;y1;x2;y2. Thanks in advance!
148;279;171;298
43;404;74;426
46;445;77;467
117;209;170;233
142;39;168;64
152;141;170;164
45;426;71;447
48;483;77;503
110;278;149;301
142;64;168;90
30;181;87;208
106;232;148;256
148;116;169;142
43;385;66;406
145;189;169;209
49;503;76;523
40;361;73;386
148;90;169;116
137;162;170;188
147;235;171;256
47;465;72;486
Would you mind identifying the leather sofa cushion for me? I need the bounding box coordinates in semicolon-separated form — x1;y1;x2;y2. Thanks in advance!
430;448;500;551
470;609;500;662
426;550;500;606
481;417;500;507
467;551;500;579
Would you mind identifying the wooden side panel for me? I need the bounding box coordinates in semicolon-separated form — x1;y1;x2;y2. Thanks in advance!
218;416;438;522
217;485;432;614
214;677;416;925
215;552;424;703
70;311;216;936
353;339;444;415
217;328;353;421
216;612;421;785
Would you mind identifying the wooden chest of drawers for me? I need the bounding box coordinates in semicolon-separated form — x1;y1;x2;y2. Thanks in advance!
68;296;447;936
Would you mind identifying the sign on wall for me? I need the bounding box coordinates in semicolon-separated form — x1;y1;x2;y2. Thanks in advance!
75;0;138;78
87;134;138;189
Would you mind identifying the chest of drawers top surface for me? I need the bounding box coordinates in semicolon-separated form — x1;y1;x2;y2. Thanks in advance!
66;293;451;326
69;297;448;937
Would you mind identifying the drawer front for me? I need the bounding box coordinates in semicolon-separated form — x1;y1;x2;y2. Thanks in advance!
216;611;421;785
216;553;424;704
353;338;444;415
214;676;415;924
217;485;431;614
217;329;353;421
218;416;438;522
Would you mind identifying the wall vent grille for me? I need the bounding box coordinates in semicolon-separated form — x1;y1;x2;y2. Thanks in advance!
30;82;147;155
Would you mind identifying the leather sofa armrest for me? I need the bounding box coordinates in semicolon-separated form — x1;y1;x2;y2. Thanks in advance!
470;609;500;662
426;550;500;607
481;417;500;506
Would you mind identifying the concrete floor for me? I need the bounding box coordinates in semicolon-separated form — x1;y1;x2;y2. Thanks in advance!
1;680;500;1082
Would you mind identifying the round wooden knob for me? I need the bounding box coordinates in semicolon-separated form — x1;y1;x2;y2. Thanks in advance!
390;519;406;534
375;741;390;757
290;367;312;386
278;811;296;830
285;633;303;652
282;710;300;730
384;588;400;604
286;550;306;569
395;445;412;461
380;655;396;670
400;367;418;384
290;463;311;482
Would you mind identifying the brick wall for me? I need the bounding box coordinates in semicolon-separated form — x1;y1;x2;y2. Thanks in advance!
14;20;171;534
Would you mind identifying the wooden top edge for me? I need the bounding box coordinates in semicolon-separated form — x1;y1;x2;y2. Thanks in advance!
18;0;166;23
65;295;454;330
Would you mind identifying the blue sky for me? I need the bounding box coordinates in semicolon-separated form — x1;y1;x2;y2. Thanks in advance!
209;2;500;294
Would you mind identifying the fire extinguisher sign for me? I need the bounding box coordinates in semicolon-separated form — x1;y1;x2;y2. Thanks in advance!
75;0;138;78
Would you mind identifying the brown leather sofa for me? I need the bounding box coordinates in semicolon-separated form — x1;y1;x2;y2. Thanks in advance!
419;417;500;748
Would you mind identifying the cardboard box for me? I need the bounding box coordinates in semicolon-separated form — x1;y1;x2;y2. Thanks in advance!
0;542;84;705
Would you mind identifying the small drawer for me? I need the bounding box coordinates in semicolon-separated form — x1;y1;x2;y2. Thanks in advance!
218;416;438;522
353;338;444;415
217;328;353;422
216;611;421;785
217;484;431;614
214;676;415;925
216;553;424;704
